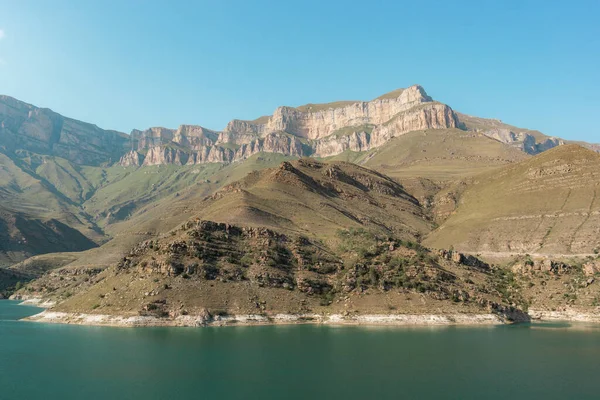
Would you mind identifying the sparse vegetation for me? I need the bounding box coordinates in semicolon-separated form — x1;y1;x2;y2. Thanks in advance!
4;100;597;324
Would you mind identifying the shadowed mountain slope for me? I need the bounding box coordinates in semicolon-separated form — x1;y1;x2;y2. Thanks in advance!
0;95;129;165
0;150;102;266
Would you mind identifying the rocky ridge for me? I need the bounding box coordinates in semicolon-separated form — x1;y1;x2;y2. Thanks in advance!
457;113;566;155
0;95;129;166
119;85;459;166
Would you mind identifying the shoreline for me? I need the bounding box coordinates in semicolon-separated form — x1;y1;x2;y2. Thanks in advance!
18;298;56;308
14;299;600;327
8;295;56;308
25;310;506;328
529;309;600;323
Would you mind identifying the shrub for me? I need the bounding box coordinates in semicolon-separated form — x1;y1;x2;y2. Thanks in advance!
319;291;335;306
240;254;254;267
336;228;380;258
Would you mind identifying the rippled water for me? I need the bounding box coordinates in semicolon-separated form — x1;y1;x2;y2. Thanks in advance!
1;300;600;400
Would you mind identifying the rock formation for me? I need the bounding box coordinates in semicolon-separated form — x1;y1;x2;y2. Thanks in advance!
483;128;564;155
119;85;460;166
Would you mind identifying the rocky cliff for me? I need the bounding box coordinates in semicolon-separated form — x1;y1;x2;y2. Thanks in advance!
482;128;564;155
456;113;568;155
0;95;129;165
120;85;459;166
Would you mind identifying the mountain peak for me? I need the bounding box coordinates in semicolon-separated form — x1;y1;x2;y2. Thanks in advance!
375;84;429;101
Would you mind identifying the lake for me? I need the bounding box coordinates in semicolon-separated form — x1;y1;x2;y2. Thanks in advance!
1;300;600;399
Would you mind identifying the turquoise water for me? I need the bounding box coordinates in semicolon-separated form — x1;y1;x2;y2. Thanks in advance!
1;300;600;399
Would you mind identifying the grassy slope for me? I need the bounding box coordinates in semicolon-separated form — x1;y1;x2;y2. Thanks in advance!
0;151;104;266
321;128;529;220
0;148;296;269
196;159;432;243
424;145;600;255
42;153;299;272
1;127;527;271
361;129;528;181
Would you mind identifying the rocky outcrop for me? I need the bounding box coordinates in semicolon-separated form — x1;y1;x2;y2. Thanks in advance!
119;85;459;166
366;102;458;149
313;130;371;157
173;125;218;149
142;146;189;166
118;150;145;167
0;95;129;165
438;250;489;270
583;260;600;276
234;85;435;140
483;128;564;155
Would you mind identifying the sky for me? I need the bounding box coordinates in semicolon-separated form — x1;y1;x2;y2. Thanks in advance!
0;0;599;142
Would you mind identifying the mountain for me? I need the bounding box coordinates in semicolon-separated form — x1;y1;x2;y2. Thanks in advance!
425;145;600;255
0;95;129;166
15;156;600;323
16;162;527;323
456;113;564;155
2;85;599;318
3;86;596;171
119;85;460;166
190;159;432;241
0;150;102;267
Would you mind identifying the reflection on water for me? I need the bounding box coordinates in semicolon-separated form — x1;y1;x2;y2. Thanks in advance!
529;321;600;331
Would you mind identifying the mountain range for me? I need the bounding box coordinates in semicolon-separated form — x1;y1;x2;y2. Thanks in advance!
2;85;600;324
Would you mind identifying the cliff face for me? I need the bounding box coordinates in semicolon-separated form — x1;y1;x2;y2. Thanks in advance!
0;95;129;166
455;113;567;156
483;128;564;155
134;132;308;166
256;85;434;140
120;85;459;166
119;150;144;167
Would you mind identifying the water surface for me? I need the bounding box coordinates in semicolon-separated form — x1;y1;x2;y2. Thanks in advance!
1;300;600;399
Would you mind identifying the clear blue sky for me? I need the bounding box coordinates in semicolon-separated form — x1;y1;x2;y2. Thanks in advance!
0;1;598;142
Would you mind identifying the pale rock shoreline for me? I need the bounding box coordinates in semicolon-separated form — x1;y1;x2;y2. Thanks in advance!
529;309;600;323
16;298;600;327
25;311;505;328
17;298;56;308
